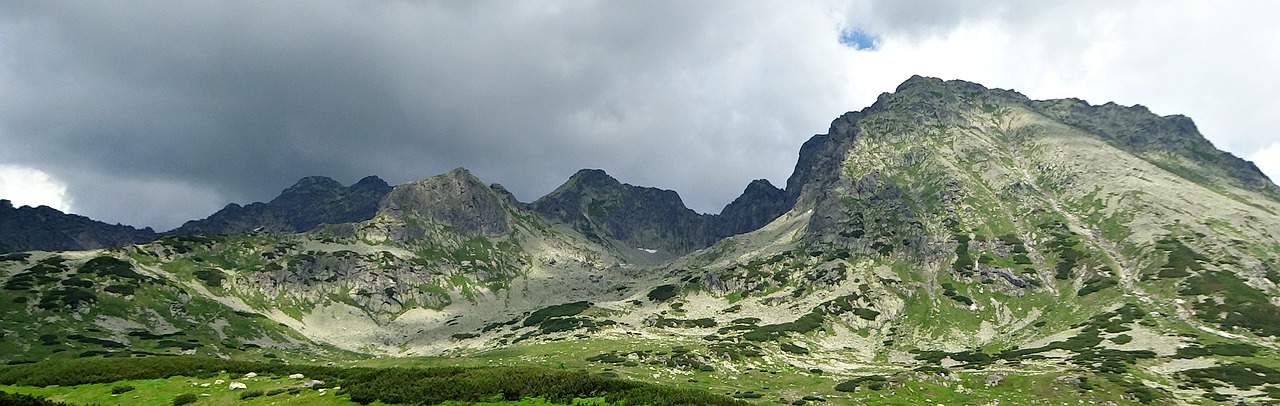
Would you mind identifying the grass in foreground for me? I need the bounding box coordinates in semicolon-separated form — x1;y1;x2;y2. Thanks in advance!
0;356;745;406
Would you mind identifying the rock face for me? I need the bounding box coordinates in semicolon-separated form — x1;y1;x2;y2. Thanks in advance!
377;168;514;238
531;169;790;255
531;169;712;254
171;175;392;235
717;179;789;236
0;199;156;253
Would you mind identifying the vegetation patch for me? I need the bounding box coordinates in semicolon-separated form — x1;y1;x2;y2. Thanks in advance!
523;302;592;327
1181;270;1280;336
1040;221;1084;280
780;342;810;355
1152;236;1206;278
1174;342;1261;358
77;257;146;281
1077;277;1117;297
1182;363;1280;390
834;375;888;392
653;317;716;329
742;312;823;342
648;285;679;302
192;269;225;287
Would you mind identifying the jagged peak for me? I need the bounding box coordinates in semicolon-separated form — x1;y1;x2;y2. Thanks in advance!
744;178;780;192
564;168;623;188
283;176;344;191
444;167;473;177
352;175;390;189
379;168;514;236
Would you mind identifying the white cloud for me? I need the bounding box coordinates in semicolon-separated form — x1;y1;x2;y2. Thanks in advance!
1250;143;1280;184
0;164;73;212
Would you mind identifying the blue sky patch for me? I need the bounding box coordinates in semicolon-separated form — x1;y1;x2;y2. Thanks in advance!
839;28;879;50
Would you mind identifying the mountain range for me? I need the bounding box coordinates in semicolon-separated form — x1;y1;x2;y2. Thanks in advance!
2;76;1279;405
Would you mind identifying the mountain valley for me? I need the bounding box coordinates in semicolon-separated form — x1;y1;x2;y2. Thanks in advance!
3;76;1280;405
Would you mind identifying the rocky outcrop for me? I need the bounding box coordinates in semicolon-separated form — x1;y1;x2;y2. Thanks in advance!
171;175;392;235
0;199;157;253
377;168;514;238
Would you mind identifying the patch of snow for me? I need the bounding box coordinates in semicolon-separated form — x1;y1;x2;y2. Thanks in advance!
637;248;658;254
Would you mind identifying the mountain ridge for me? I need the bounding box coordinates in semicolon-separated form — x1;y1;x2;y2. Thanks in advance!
0;199;157;253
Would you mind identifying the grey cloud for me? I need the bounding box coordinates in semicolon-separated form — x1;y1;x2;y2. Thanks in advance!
0;1;851;230
2;1;1275;230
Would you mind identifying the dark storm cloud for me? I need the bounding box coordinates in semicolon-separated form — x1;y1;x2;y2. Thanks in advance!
0;1;854;229
3;1;1277;230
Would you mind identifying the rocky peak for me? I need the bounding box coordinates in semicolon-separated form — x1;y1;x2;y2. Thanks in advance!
718;179;788;236
532;170;796;256
377;168;513;237
531;169;713;255
351;175;391;191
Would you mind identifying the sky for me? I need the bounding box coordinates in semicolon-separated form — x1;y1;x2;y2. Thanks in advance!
0;1;1277;231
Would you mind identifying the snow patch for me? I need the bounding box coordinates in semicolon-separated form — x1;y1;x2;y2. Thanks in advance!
637;248;658;254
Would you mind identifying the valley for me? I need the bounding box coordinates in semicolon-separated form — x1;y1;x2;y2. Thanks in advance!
2;76;1280;405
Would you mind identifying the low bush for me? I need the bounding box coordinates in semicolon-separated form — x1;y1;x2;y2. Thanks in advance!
0;390;68;406
172;393;197;406
523;302;591;326
648;285;679;302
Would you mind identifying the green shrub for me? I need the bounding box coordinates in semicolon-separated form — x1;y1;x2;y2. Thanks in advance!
192;269;225;287
239;389;264;399
648;285;679;302
0;390;69;406
853;308;880;320
1077;277;1117;296
523;302;591;326
835;375;887;392
172;393;197;406
780;342;809;354
78;257;146;280
111;385;135;394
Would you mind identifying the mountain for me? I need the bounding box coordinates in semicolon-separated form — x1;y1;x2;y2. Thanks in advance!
169;175;392;235
0;199;156;253
3;76;1280;405
530;169;789;256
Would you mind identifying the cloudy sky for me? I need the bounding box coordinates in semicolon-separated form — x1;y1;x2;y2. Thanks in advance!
1;1;1277;231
